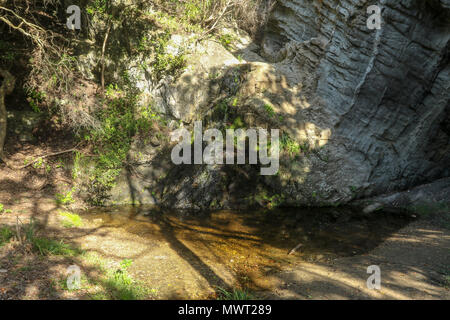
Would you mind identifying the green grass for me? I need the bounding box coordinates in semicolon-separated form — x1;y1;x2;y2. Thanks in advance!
280;133;301;156
216;287;253;300
3;219;82;256
59;211;83;228
0;226;14;247
219;33;235;50
31;237;83;256
263;104;275;118
94;259;151;300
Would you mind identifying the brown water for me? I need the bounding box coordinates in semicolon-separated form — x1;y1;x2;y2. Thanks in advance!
80;205;414;298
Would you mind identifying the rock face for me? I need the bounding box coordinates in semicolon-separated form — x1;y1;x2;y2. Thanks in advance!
258;0;450;200
108;0;450;209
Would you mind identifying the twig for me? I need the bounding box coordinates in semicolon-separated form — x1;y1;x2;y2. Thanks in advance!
101;23;111;92
288;242;303;255
1;145;82;170
20;146;81;169
197;1;234;42
15;216;23;245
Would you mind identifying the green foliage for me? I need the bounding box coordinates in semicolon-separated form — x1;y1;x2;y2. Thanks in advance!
81;253;157;300
157;0;223;31
444;275;450;289
55;188;76;206
81;85;155;205
72;152;83;179
0;204;12;215
23;218;36;242
0;226;14;247
280;133;301;156
151;32;186;81
59;211;83;228
229;116;245;130
263;104;275;118
219;33;235;50
136;29;186;81
19;218;82;256
409;202;450;229
26;89;46;113
102;259;148;300
255;191;284;209
216;287;253;300
32;157;44;169
31;237;82;256
86;0;109;17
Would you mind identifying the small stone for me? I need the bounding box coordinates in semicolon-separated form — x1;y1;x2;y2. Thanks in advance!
363;203;383;214
0;269;7;273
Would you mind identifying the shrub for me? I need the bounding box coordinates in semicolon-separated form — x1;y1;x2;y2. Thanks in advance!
55;188;76;206
59;211;83;228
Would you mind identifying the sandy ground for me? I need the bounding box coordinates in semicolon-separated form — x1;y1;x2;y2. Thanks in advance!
261;221;450;299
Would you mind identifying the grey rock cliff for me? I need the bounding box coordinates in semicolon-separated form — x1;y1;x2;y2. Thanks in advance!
259;0;450;202
108;0;450;209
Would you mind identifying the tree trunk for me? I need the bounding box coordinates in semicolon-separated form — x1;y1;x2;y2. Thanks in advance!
0;69;15;160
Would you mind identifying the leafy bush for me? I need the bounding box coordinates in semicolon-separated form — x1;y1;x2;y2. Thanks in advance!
55;188;76;206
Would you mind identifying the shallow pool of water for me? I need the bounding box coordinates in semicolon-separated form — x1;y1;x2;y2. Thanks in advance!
79;205;414;297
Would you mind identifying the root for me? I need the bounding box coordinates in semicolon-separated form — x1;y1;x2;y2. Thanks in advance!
1;145;81;170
